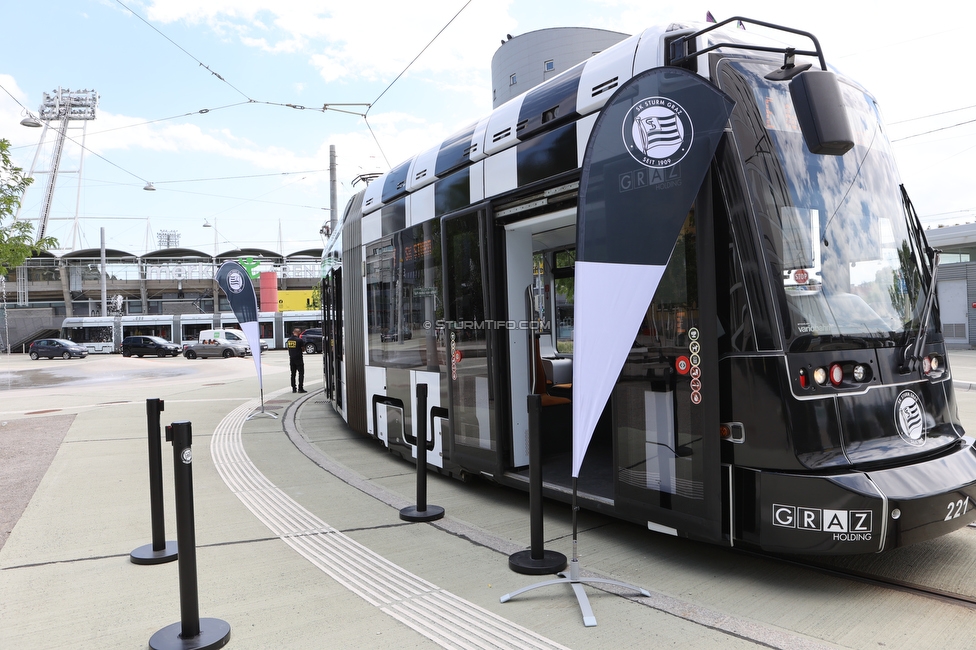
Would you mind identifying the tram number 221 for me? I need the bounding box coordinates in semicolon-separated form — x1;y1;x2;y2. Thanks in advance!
945;497;971;521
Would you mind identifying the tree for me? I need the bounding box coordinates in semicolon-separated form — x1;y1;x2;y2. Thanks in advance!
1;138;57;275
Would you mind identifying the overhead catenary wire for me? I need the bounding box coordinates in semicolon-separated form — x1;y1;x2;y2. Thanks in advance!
891;118;976;142
363;0;475;167
114;0;370;119
889;104;976;126
114;0;252;101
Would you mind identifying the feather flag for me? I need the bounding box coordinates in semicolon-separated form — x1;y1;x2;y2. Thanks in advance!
572;67;734;478
215;261;265;394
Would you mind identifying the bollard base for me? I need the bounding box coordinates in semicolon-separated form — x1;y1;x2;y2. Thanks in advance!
508;549;568;575
130;541;178;565
149;618;230;650
399;504;445;522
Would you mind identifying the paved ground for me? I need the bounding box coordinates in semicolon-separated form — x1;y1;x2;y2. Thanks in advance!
3;350;976;649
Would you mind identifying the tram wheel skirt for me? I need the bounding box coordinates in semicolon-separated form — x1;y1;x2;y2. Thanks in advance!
738;441;976;554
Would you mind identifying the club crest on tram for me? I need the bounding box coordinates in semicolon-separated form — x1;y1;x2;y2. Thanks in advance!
894;390;926;446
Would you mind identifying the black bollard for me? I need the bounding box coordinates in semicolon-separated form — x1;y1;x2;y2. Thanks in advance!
149;421;230;650
131;398;178;565
399;384;445;522
508;394;567;574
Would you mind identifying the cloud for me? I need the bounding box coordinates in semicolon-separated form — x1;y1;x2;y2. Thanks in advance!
141;1;514;83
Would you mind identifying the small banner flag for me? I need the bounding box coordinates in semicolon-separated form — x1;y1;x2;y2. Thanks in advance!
215;260;264;393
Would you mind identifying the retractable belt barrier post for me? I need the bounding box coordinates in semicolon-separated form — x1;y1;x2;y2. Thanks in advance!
149;421;230;650
508;394;567;574
131;398;178;565
399;384;445;522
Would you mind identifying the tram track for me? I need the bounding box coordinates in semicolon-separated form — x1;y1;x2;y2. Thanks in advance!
739;548;976;611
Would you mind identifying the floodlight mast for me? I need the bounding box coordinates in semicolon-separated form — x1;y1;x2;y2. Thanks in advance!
31;88;98;244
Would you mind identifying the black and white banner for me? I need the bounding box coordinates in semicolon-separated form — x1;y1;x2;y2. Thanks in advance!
216;260;264;391
572;67;734;478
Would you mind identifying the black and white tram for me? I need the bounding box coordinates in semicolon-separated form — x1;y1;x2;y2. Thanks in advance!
320;17;976;554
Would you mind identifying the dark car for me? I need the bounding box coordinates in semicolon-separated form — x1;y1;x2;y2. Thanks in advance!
380;327;412;342
29;338;89;360
300;328;323;354
121;335;181;357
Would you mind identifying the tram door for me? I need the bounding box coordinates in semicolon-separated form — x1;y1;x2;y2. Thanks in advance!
611;184;724;544
442;209;499;472
323;272;335;403
326;267;342;408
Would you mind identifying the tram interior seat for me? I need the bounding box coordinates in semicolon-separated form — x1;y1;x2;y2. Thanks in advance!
538;335;573;386
533;334;571;402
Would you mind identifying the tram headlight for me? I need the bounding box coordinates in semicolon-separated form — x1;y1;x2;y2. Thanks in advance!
829;363;844;386
813;367;828;385
853;364;867;382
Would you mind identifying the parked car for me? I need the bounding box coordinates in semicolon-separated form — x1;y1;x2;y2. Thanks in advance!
121;335;182;357
300;328;323;354
183;339;250;359
29;338;89;360
380;327;412;342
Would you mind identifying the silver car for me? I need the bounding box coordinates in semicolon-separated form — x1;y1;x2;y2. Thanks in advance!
183;340;249;359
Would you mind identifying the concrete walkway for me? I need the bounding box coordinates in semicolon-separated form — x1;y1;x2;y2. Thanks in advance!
3;350;976;648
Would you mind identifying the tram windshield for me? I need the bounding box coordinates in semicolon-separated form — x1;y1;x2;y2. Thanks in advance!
721;60;930;352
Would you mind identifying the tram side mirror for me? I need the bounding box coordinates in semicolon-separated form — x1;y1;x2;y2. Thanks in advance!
789;70;854;156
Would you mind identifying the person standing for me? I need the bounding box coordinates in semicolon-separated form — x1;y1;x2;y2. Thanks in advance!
287;327;306;393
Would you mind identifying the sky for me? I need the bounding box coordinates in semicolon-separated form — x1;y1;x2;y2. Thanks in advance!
2;1;976;257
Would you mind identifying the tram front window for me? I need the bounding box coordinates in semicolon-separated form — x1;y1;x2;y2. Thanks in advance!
721;60;929;352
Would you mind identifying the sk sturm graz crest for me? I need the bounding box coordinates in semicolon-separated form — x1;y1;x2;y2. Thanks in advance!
226;269;246;294
623;97;694;169
894;390;926;446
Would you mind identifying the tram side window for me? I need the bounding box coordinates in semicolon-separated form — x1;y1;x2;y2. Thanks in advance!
365;221;442;369
616;209;705;506
714;179;756;355
553;250;574;354
65;326;112;343
444;212;494;452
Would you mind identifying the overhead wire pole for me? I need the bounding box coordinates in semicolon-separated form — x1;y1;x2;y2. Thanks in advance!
330;145;338;234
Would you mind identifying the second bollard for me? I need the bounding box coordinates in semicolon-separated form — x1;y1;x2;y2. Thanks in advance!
149;421;230;650
131;398;178;565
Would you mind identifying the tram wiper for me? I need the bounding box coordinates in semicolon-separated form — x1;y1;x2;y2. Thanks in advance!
902;248;941;373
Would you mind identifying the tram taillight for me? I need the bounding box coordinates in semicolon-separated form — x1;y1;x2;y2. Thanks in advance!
802;361;875;390
829;363;844;387
813;367;828;386
923;354;943;375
